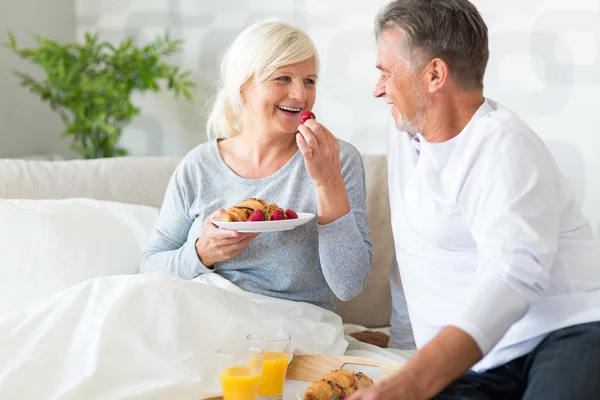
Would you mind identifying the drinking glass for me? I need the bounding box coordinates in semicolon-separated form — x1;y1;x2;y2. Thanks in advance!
246;333;291;400
218;347;264;400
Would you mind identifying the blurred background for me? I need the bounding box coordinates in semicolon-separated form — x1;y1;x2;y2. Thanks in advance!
1;0;599;230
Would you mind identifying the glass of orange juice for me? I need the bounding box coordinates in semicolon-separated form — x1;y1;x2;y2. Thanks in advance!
218;347;264;400
246;333;291;400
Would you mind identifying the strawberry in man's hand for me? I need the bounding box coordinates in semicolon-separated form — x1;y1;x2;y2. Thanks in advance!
300;111;316;125
247;209;265;222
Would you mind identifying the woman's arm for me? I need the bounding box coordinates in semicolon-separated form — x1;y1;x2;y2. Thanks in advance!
297;122;373;301
316;143;373;301
141;159;213;279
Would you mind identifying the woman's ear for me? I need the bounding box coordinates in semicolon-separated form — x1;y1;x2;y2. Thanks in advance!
238;79;253;105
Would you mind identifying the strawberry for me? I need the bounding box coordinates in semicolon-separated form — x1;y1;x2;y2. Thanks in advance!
300;111;316;125
285;209;298;219
270;209;285;221
247;209;265;222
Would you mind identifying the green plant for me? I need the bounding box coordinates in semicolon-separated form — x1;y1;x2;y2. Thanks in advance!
4;31;195;158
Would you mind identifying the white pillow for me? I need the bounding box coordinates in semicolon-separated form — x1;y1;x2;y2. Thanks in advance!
0;198;159;316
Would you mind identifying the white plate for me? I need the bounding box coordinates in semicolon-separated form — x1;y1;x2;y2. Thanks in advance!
211;213;316;233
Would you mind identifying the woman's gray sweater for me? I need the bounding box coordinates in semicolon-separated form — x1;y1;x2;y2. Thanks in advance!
141;139;372;311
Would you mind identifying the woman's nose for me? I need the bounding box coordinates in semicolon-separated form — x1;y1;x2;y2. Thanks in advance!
289;80;307;101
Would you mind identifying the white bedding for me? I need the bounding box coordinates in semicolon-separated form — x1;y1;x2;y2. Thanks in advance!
0;198;415;399
0;273;348;399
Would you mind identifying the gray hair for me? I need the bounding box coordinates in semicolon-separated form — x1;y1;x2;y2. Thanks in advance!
375;0;489;90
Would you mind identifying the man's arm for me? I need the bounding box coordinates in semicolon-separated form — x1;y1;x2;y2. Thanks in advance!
349;327;481;400
396;326;482;398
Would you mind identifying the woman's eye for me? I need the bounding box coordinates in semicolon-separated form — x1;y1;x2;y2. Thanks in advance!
276;76;291;82
304;78;315;85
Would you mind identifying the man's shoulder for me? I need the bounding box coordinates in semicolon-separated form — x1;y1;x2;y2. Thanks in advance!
474;99;541;148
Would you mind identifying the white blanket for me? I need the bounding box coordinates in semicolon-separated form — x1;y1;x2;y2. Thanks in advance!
0;273;348;399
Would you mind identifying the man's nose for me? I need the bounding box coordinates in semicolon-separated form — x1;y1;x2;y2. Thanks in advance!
373;83;385;98
373;78;385;98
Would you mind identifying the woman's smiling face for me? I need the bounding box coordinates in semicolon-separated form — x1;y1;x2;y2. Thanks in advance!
242;57;317;137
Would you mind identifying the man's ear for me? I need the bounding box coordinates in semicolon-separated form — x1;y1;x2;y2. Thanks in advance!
425;58;449;94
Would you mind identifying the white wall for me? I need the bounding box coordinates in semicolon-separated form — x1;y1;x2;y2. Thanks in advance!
2;0;599;231
74;0;600;230
0;0;76;159
476;0;600;234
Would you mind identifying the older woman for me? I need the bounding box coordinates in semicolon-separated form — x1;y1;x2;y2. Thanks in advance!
141;20;372;311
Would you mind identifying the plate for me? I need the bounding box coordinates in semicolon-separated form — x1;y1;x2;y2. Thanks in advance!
211;213;315;233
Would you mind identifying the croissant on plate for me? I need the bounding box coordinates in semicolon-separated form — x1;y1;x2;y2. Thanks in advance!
221;197;284;222
221;206;254;222
302;370;374;400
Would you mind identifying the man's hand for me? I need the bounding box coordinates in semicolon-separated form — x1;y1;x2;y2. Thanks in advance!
348;371;423;400
350;331;390;348
350;326;483;399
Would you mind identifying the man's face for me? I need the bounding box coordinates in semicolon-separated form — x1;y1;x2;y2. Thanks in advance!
373;29;428;135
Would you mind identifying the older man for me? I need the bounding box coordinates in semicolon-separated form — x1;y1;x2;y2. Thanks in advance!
350;0;600;399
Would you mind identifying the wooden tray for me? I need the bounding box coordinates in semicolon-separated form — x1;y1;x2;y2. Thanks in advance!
287;355;403;381
205;355;404;400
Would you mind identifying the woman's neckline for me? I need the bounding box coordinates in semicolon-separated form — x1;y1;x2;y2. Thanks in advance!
210;138;302;184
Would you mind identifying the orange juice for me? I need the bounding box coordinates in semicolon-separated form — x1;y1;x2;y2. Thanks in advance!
257;351;289;396
220;366;261;400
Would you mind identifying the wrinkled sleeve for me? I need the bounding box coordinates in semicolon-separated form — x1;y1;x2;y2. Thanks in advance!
451;132;559;354
141;159;213;279
318;145;373;301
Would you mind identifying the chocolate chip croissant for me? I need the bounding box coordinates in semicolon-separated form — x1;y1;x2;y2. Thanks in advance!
302;370;374;400
236;198;268;211
221;206;254;222
221;197;284;222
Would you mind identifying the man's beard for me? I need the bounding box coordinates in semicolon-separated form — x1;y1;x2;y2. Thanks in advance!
393;85;428;136
395;111;424;136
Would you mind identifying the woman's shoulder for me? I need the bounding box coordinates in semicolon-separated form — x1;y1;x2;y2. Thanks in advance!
170;140;220;181
173;140;217;171
337;139;363;165
181;140;217;164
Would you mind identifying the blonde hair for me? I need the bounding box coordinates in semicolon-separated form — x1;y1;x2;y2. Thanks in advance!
206;19;320;139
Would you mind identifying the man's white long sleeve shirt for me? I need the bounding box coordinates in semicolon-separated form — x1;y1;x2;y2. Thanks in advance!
388;98;600;371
